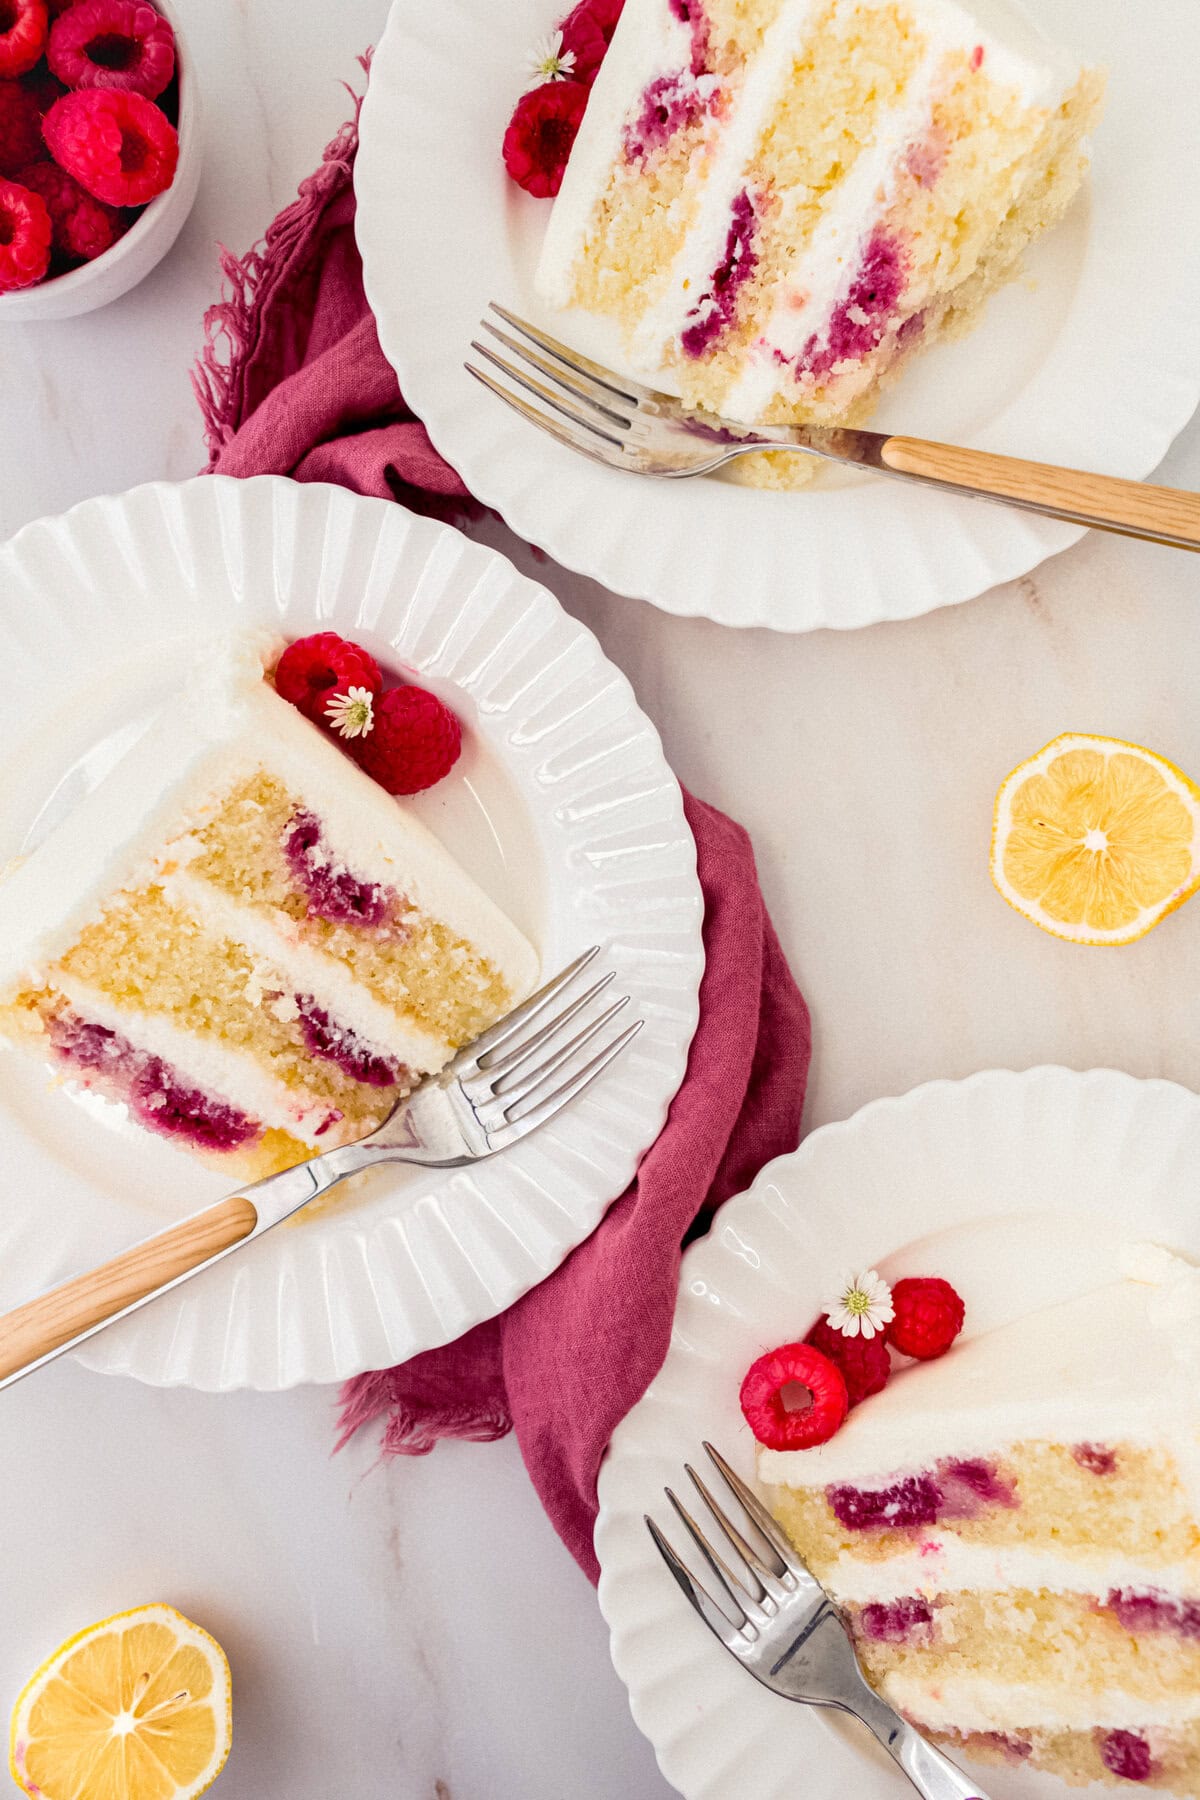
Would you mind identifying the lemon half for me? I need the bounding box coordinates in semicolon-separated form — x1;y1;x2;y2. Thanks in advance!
991;734;1200;946
10;1605;232;1800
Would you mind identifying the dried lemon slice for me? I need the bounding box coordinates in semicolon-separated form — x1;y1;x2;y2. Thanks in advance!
10;1605;232;1800
991;734;1200;946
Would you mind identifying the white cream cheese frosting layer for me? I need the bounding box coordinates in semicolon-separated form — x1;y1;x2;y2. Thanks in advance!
757;1245;1200;1508
823;1541;1200;1608
0;638;539;1010
536;0;1081;420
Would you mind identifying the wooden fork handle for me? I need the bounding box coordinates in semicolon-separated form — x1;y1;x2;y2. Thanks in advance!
0;1194;258;1384
881;436;1200;550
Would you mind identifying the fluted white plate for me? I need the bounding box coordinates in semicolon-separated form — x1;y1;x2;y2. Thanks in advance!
596;1066;1200;1800
356;0;1200;633
0;476;703;1390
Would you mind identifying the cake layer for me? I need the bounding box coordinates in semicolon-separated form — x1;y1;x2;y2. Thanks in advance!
766;1438;1200;1573
849;1586;1200;1710
939;1722;1200;1795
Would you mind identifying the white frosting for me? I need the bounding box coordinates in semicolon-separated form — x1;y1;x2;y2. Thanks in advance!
822;1540;1200;1607
885;1672;1200;1734
0;640;539;1006
757;1267;1200;1512
536;0;1083;421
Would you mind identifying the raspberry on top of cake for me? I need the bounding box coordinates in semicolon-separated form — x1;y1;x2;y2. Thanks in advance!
0;637;539;1181
744;1239;1200;1793
535;0;1105;484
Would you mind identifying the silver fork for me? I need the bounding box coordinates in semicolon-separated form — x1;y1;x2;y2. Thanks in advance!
647;1443;989;1800
467;303;1200;553
0;946;641;1390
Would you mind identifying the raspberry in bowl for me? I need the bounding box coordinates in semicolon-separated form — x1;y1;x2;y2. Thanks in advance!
0;0;200;320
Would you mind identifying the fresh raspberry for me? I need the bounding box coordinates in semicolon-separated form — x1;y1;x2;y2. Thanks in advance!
48;0;175;99
0;173;50;287
739;1342;849;1451
806;1317;891;1408
0;0;46;77
354;685;463;796
558;0;625;81
13;159;119;265
274;633;383;728
0;77;41;171
503;78;588;198
886;1276;965;1361
20;62;67;112
43;85;176;206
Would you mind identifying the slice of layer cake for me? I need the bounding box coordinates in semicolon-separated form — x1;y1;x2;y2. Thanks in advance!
537;0;1104;482
0;644;539;1181
757;1258;1200;1792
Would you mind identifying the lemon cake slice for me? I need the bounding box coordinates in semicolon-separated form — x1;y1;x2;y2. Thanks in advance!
0;644;539;1180
536;0;1104;468
757;1257;1200;1792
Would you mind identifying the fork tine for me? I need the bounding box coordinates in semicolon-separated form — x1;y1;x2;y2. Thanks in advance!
465;365;627;469
475;971;616;1081
490;994;630;1107
645;1516;743;1646
704;1442;804;1575
685;1463;775;1593
469;342;628;450
666;1487;756;1620
489;303;660;408
484;1020;642;1150
482;321;634;430
451;946;601;1072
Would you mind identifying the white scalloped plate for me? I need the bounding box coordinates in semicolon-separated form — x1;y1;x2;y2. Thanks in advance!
355;0;1200;632
595;1066;1200;1800
0;476;703;1390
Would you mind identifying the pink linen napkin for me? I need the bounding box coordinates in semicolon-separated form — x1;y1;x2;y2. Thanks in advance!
195;83;811;1584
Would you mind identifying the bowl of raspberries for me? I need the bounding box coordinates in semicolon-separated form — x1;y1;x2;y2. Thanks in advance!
0;0;200;319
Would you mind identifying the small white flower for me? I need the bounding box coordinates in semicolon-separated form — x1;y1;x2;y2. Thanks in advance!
823;1268;895;1340
525;29;577;87
325;686;375;740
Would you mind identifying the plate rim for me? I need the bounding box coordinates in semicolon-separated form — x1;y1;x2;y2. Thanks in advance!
0;473;705;1391
354;0;1200;633
593;1062;1200;1799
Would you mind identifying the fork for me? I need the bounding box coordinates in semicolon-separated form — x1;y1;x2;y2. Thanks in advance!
646;1443;988;1800
0;946;641;1391
468;303;1200;554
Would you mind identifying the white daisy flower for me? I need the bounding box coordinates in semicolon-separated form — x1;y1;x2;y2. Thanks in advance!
325;686;375;740
823;1268;895;1340
525;29;577;87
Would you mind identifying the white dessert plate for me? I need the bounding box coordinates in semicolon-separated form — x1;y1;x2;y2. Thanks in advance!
0;475;704;1391
355;0;1200;633
595;1065;1200;1800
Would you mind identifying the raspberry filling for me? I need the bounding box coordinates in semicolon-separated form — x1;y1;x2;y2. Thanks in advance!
1101;1730;1153;1783
624;71;716;160
1105;1588;1200;1640
828;1458;1016;1533
282;811;396;930
791;230;909;382
668;0;711;76
680;189;758;359
858;1597;933;1643
295;996;404;1089
1073;1442;1118;1475
46;1012;260;1153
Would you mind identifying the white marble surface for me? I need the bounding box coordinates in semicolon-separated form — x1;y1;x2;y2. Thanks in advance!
4;1;1200;1796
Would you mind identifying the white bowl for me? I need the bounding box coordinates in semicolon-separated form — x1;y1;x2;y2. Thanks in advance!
0;0;201;322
